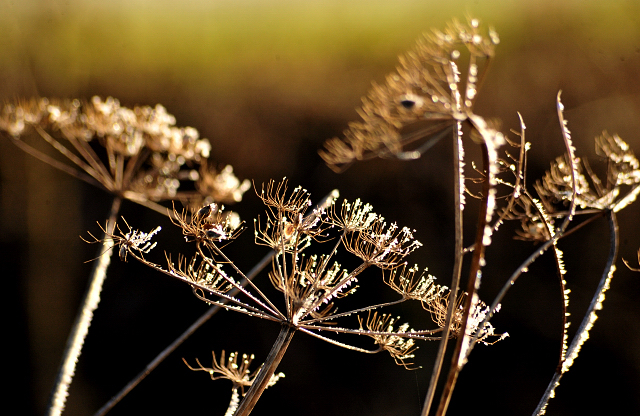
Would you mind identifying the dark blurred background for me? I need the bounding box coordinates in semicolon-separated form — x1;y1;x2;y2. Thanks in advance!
2;1;640;415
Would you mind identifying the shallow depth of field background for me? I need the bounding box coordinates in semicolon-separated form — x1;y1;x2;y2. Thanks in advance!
2;1;640;415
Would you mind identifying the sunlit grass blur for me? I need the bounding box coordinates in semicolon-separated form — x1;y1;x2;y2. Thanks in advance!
3;0;639;99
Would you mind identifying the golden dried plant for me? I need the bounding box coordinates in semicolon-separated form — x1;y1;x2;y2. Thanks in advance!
0;96;250;210
109;177;504;415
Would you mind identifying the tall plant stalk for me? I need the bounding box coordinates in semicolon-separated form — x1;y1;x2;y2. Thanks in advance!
47;196;122;416
421;122;465;416
533;210;619;415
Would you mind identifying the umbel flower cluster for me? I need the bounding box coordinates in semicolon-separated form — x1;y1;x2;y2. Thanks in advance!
321;18;500;170
103;177;506;416
114;178;505;367
0;96;250;209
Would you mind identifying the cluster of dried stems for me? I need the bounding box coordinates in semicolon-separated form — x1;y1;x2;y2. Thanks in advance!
3;16;640;416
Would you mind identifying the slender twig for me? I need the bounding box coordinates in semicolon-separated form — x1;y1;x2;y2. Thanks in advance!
466;92;580;358
299;323;442;339
207;243;284;320
47;196;122;416
303;297;406;324
195;245;282;319
532;210;618;415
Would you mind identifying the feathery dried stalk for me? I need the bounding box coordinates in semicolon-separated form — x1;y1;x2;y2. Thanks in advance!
1;96;251;416
110;178;495;414
321;17;638;416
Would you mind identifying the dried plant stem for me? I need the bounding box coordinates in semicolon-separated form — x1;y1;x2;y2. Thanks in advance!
421;124;464;416
47;196;122;416
533;210;618;415
436;143;491;416
93;249;274;416
234;324;297;416
466;93;580;358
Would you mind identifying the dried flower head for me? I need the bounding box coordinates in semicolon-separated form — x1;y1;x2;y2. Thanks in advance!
256;178;312;215
269;254;353;324
171;203;243;245
254;179;331;252
183;350;284;393
343;217;422;269
195;162;252;206
83;217;162;263
358;312;418;368
384;264;446;304
534;131;640;213
321;18;499;170
327;198;378;232
596;131;640;186
167;252;234;293
424;291;506;344
1;96;250;208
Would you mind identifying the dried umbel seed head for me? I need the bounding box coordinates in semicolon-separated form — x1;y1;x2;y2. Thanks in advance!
320;17;499;170
1;96;252;209
172;203;243;244
183;350;284;393
196;163;252;206
83;218;162;263
358;312;418;368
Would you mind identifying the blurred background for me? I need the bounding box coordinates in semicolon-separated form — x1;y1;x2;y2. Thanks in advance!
2;0;640;415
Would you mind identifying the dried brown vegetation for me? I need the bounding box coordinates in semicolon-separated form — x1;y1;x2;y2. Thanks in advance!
3;16;639;416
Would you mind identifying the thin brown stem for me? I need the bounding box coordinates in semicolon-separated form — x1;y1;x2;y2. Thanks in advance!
92;248;275;416
7;134;104;189
233;324;296;416
435;142;490;416
421;122;464;416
